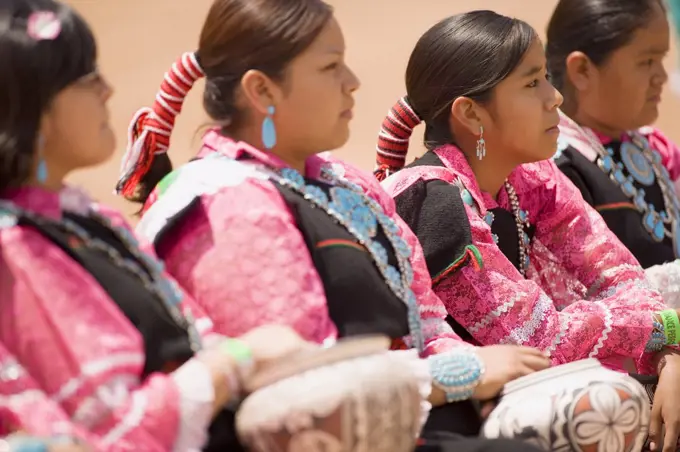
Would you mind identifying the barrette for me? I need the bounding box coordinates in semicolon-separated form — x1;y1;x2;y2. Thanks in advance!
27;11;62;41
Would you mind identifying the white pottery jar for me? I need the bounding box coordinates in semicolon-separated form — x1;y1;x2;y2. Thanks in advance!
481;358;650;451
235;336;427;452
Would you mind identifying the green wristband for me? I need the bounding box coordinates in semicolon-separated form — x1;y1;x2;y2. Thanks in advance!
659;309;680;345
219;338;254;375
218;339;255;404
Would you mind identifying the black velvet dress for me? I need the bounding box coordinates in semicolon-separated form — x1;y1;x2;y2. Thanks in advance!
555;138;677;268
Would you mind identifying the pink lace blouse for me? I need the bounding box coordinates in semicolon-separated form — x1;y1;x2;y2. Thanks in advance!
0;186;218;450
381;144;667;374
139;130;466;356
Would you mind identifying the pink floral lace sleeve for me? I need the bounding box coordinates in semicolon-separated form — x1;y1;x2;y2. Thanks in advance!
0;227;188;450
0;339;199;452
319;155;467;355
158;178;337;344
0;195;224;451
527;161;666;371
0;342;88;440
400;157;665;373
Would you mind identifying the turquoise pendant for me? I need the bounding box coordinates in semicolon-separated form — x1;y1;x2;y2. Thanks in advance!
621;177;637;197
634;189;648;211
612;167;626;184
620;141;655;186
598;154;614;172
461;189;473;206
643;208;666;242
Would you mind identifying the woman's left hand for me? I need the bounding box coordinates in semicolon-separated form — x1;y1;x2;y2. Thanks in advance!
649;352;680;451
50;445;91;452
238;324;318;370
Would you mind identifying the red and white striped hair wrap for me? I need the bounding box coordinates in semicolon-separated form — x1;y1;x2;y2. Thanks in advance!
116;52;204;197
374;96;422;181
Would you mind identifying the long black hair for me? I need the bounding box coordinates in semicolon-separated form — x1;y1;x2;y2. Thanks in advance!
546;0;665;108
406;10;537;150
0;0;97;191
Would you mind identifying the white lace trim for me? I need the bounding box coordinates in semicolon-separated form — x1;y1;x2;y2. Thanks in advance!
500;293;552;345
467;290;529;335
100;391;148;446
169;359;215;451
52;352;144;403
136;156;267;243
589;302;613;359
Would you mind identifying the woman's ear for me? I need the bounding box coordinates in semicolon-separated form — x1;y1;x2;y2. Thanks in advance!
565;51;594;92
450;97;484;136
240;69;284;115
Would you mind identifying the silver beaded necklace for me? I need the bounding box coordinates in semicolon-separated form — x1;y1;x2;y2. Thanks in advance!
504;180;531;276
559;113;680;255
461;179;531;276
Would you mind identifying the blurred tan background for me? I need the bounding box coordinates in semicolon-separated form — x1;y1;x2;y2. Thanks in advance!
65;0;680;217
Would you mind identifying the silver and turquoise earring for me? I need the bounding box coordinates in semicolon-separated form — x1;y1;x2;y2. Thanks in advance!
476;125;486;160
262;105;277;149
36;135;48;183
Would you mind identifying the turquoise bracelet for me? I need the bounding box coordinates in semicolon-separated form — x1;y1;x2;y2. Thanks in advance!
428;349;485;403
645;317;666;352
3;437;48;452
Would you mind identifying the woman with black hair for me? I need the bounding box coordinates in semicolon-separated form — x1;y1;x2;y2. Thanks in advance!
546;0;680;310
377;9;680;452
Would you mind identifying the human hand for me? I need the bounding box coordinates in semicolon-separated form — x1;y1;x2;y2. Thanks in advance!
472;345;550;400
649;353;680;451
238;324;317;372
197;325;318;409
50;444;91;452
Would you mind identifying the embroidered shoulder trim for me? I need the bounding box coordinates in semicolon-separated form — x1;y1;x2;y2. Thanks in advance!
315;238;366;252
136;154;268;243
595;202;638;213
432;244;483;285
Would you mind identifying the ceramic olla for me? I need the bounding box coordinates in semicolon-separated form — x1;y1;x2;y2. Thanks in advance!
235;335;429;452
482;358;650;452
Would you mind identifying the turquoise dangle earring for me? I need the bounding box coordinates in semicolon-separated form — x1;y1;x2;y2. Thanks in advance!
262;105;277;149
36;135;48;184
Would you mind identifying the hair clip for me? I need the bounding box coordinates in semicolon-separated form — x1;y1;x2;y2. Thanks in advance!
27;11;62;41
